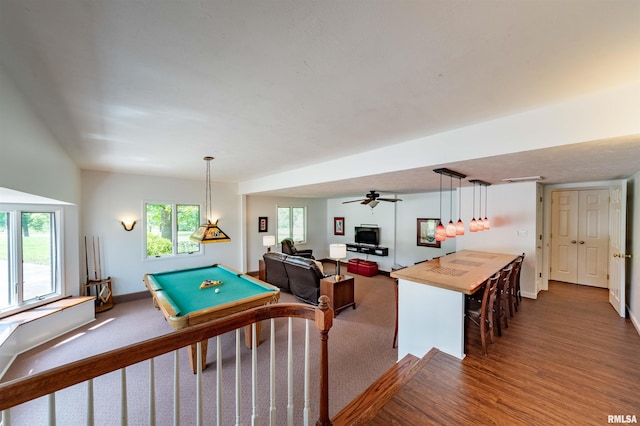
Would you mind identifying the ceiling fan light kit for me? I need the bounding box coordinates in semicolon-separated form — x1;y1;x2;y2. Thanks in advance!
342;190;402;208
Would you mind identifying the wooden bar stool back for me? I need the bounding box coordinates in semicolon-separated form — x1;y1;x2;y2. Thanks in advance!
466;273;500;355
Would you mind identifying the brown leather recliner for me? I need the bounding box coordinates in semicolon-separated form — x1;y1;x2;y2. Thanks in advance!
281;238;314;259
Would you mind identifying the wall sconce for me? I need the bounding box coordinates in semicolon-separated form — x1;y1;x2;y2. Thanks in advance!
121;219;136;231
330;243;347;280
263;235;276;252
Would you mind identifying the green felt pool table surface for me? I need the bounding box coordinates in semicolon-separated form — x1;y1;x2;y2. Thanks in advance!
143;264;280;329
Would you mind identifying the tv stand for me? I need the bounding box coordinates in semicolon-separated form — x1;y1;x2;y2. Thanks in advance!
346;243;388;257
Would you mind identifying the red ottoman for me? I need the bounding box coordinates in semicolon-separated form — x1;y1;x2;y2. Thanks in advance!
347;258;361;274
357;260;378;277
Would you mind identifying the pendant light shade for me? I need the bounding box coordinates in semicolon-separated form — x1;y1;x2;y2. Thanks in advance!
445;175;456;238
436;171;447;241
190;156;231;244
469;181;478;232
483;182;491;229
456;176;465;235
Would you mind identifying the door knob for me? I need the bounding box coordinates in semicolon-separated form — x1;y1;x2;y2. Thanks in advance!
579;241;585;244
571;240;577;244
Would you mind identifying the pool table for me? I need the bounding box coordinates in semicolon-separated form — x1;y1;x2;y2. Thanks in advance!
143;264;280;373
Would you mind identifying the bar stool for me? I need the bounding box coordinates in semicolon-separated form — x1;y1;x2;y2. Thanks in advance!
494;265;513;337
509;255;524;313
466;273;500;355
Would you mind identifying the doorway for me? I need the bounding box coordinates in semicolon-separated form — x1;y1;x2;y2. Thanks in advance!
550;189;609;287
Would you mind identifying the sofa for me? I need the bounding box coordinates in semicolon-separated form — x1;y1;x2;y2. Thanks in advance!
262;252;327;305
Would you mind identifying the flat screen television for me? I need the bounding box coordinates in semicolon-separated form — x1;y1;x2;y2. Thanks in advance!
354;226;380;246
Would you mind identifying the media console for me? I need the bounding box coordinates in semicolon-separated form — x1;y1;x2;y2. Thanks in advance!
346;243;389;257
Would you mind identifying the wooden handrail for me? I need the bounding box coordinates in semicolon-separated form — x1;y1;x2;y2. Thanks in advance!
0;297;334;425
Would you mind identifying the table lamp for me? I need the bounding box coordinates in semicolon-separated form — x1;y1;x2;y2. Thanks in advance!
263;235;276;252
329;243;347;280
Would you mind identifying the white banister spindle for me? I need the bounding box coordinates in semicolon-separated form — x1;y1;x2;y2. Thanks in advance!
120;368;127;426
269;318;276;426
48;393;55;426
235;328;241;426
86;378;94;426
2;408;10;426
174;350;180;426
148;359;155;426
303;319;310;426
251;322;258;426
287;318;293;426
196;341;203;426
216;336;222;426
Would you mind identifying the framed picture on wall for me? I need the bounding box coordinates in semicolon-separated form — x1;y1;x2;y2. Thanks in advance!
417;218;440;248
258;216;268;233
334;217;345;235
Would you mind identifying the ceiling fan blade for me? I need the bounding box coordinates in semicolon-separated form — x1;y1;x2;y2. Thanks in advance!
361;199;372;205
377;198;403;202
342;199;366;204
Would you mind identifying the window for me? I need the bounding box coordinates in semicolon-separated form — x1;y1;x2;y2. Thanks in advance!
277;206;307;244
0;208;61;313
145;203;201;258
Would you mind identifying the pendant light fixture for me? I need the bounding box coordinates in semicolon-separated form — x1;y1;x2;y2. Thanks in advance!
190;156;231;244
433;168;467;241
469;179;491;233
456;176;465;235
469;180;478;232
435;171;447;242
445;174;456;238
476;183;484;231
483;181;491;230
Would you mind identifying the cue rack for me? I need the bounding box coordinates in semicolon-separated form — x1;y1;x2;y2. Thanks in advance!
82;235;114;312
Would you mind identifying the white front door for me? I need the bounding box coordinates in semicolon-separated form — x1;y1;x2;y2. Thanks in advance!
608;182;627;317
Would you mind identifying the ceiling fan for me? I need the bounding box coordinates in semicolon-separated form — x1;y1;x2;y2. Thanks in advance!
342;190;403;208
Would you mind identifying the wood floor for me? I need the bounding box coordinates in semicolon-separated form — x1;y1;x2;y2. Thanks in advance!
333;281;640;425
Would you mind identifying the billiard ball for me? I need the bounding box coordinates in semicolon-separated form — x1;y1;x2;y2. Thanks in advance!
215;288;220;294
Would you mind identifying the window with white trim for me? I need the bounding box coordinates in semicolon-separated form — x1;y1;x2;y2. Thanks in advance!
145;202;201;258
277;206;307;244
0;208;61;313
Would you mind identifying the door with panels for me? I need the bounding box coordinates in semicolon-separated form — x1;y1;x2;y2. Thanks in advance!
550;189;609;287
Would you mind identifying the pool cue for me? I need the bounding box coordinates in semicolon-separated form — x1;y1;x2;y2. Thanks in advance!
92;236;97;280
97;236;102;281
84;236;90;296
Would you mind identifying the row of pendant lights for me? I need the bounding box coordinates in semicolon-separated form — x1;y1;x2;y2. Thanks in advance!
433;168;491;242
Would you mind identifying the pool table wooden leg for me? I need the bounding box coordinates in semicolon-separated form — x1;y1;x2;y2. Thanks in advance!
188;340;208;374
244;321;262;349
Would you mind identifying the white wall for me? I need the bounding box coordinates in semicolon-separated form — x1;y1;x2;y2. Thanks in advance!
245;195;327;272
457;182;538;298
0;64;81;297
81;170;242;296
629;172;639;333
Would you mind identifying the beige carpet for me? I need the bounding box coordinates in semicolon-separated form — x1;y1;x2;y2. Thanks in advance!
2;264;398;425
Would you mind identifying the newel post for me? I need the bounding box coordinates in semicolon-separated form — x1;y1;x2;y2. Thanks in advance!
315;295;334;426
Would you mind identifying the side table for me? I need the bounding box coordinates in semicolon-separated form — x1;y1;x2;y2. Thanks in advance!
320;274;355;315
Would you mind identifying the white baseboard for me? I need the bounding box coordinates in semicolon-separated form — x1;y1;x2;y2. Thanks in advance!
629;307;640;336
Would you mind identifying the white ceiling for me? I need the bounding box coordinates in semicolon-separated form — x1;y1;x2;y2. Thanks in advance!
1;0;639;198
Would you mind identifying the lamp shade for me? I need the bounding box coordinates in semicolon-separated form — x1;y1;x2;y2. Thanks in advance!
330;243;347;259
445;220;456;238
456;219;465;235
435;221;447;242
262;235;276;247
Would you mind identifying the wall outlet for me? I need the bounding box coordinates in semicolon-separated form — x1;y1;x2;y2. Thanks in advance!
516;230;528;237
